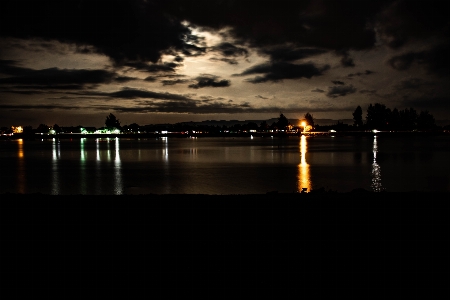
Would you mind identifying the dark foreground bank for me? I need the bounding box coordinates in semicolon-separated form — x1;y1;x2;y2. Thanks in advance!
1;192;449;299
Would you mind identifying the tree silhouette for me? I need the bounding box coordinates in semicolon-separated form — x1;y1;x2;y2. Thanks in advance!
105;113;121;128
366;103;390;129
399;108;418;130
277;113;289;130
417;110;435;130
304;112;315;127
260;121;269;131
352;106;363;127
53;124;61;133
36;124;49;133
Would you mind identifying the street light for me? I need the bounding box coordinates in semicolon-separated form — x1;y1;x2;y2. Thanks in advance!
301;121;306;133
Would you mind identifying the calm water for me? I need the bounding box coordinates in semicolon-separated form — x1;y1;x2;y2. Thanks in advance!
1;135;449;194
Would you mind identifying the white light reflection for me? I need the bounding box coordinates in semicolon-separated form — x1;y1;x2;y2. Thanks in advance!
106;138;111;161
114;138;123;194
96;139;100;161
371;135;383;192
51;138;60;194
161;137;168;161
298;135;311;192
161;137;171;193
95;139;102;194
80;138;87;194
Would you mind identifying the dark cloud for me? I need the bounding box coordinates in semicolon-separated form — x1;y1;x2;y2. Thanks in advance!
0;59;28;76
311;88;325;93
0;67;116;86
174;56;184;62
348;70;374;77
144;76;157;82
388;44;450;77
162;79;190;86
332;81;345;85
359;89;378;95
401;96;450;111
255;95;269;100
115;76;138;83
162;0;386;51
395;78;431;90
61;87;195;102
260;47;327;62
236;62;329;83
0;104;81;110
125;62;179;73
209;57;239;65
388;52;420;71
0;1;194;64
336;50;355;67
188;75;231;89
106;88;193;101
376;0;449;49
181;43;207;57
2;1;447;66
4;85;90;91
213;42;248;57
327;85;356;98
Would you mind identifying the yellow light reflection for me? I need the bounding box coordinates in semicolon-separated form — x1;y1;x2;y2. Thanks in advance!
18;139;24;158
17;139;25;193
298;135;311;192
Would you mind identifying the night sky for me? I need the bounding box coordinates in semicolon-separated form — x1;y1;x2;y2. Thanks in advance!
0;0;448;127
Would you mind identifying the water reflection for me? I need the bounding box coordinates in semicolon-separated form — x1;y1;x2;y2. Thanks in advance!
162;137;168;161
161;137;170;193
298;135;311;192
51;138;60;194
371;135;383;192
80;138;87;194
114;138;123;194
96;139;102;194
17;139;25;193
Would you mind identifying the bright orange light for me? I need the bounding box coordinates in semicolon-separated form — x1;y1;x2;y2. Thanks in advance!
12;126;23;133
301;121;306;127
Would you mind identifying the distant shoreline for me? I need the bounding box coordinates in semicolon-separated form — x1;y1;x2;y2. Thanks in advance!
1;130;449;140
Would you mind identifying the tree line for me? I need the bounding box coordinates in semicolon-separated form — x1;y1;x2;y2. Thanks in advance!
1;107;442;136
352;103;436;131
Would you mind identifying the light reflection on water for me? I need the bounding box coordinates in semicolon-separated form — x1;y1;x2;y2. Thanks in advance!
96;139;102;194
17;139;25;194
298;135;311;192
80;138;87;194
51;138;60;195
114;137;122;195
371;135;383;192
4;135;449;194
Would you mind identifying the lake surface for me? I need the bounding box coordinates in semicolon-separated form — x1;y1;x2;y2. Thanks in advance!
1;135;449;194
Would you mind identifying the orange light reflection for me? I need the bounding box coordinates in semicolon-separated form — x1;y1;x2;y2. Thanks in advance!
17;139;25;193
298;135;311;192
